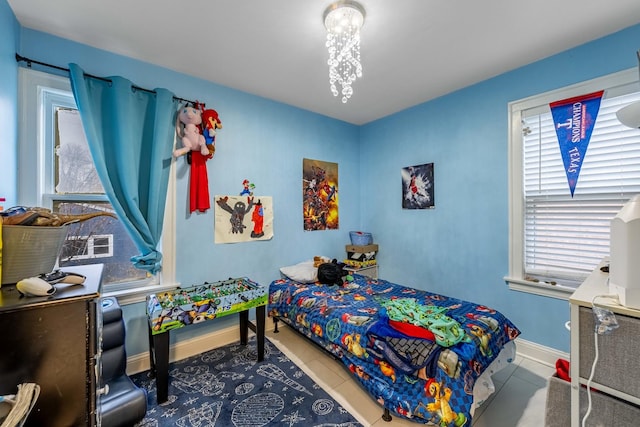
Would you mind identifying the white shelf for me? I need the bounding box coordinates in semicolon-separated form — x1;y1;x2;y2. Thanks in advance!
569;258;640;426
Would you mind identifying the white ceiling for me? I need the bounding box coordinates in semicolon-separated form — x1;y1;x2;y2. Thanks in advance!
8;0;640;125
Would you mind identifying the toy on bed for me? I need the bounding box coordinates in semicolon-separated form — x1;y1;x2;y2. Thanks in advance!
268;273;520;426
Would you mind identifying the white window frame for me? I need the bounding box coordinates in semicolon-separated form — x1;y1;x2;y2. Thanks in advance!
62;234;114;260
18;68;178;302
505;68;640;300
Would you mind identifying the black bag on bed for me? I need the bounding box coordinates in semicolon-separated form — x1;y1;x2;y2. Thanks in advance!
317;259;347;285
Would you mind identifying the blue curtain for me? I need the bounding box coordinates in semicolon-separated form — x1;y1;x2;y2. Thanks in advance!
68;63;179;274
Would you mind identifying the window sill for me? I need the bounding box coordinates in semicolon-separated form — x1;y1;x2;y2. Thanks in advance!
504;276;575;300
102;281;180;305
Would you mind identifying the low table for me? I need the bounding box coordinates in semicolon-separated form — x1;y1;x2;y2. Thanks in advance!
146;277;267;403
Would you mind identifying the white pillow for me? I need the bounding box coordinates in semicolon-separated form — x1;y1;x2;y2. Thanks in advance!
279;260;318;283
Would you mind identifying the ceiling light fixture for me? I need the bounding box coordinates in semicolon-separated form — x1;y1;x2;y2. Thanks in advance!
323;1;365;103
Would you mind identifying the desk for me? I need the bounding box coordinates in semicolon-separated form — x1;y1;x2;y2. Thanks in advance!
146;277;267;403
0;264;103;426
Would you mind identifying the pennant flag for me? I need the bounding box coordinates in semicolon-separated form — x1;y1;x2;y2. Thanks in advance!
550;90;604;197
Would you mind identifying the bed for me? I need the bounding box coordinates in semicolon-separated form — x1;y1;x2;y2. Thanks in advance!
267;273;520;426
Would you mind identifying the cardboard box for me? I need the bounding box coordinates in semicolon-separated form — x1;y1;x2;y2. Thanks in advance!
345;244;378;262
345;244;378;253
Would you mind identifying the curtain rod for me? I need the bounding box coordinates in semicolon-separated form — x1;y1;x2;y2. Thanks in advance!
15;53;196;106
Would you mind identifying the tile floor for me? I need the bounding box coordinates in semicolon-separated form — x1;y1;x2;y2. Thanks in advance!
266;326;554;427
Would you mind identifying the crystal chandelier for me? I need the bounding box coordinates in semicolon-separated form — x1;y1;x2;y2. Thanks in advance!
323;1;365;103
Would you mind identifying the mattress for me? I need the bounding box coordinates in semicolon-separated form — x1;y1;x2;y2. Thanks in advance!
268;274;520;425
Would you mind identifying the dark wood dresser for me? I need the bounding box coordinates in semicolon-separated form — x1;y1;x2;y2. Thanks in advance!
0;264;102;426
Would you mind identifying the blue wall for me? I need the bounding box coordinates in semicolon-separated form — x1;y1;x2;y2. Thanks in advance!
4;0;640;355
360;24;640;352
15;25;362;355
0;0;19;209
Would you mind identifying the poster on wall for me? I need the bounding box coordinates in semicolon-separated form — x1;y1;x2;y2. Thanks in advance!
214;195;273;243
401;163;434;209
302;158;339;231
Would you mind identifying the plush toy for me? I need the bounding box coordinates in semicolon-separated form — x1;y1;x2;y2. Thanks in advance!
172;104;211;213
201;108;222;157
173;104;209;157
313;256;325;267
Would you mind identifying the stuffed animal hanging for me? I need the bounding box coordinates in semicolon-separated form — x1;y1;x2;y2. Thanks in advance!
173;103;211;213
173;105;209;157
201;108;222;157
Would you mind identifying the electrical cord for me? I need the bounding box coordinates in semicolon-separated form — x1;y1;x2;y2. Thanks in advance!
581;294;620;427
581;330;599;427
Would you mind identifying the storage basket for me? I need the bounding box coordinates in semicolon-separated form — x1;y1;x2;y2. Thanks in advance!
1;225;68;285
349;231;373;245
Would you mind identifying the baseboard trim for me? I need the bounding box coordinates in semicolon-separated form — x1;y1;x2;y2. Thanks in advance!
127;326;567;374
126;321;276;375
515;337;568;367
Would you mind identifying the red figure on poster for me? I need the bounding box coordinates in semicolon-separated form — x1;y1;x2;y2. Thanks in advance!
251;200;264;238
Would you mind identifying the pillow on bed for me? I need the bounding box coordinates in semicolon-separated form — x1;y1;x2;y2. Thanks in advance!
280;260;318;283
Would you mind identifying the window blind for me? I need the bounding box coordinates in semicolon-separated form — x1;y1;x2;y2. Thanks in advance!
522;91;640;285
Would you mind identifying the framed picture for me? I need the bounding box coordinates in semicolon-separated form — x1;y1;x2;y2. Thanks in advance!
402;163;434;209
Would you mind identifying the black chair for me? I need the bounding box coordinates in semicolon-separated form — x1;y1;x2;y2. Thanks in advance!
100;297;147;427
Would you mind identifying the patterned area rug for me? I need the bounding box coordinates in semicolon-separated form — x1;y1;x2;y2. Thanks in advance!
130;336;363;427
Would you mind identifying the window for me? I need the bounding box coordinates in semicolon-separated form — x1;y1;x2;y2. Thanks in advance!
18;68;176;295
506;68;640;299
61;234;113;260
